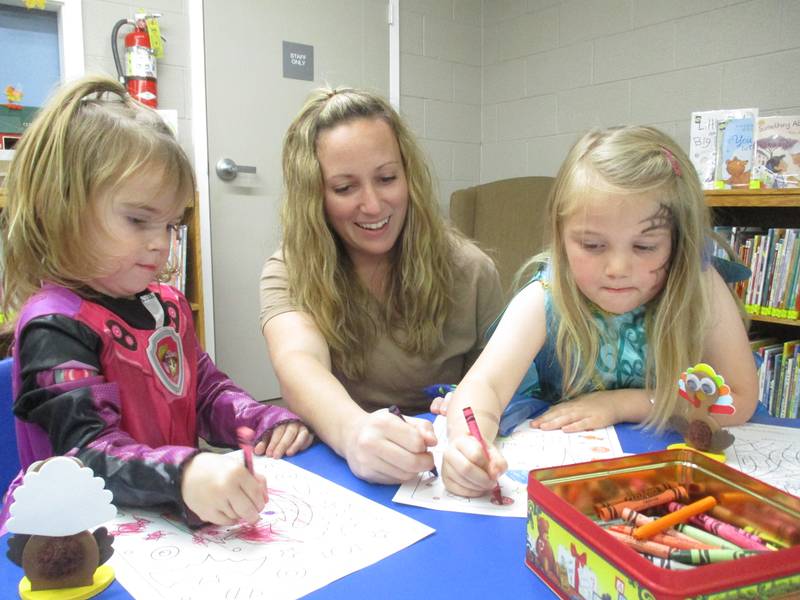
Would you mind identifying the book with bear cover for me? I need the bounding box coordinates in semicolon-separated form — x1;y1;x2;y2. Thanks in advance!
753;115;800;189
689;108;757;189
714;116;756;189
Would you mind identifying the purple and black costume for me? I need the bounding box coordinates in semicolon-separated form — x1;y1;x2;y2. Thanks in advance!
0;283;300;528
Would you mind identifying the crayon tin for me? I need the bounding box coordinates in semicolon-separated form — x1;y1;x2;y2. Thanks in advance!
526;448;800;599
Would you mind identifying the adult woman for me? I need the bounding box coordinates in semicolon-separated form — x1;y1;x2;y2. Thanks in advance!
260;87;503;483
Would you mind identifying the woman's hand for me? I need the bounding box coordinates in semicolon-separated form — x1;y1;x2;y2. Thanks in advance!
441;433;507;497
254;422;314;459
181;452;268;525
528;391;621;432
342;408;438;484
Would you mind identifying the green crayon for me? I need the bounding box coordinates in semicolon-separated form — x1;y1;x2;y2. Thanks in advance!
669;548;764;565
673;523;741;550
642;553;696;571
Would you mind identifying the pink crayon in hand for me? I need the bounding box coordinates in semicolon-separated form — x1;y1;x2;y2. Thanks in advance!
237;426;255;474
237;426;268;503
462;407;506;505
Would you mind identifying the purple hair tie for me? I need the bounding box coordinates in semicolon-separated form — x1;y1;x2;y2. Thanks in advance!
660;146;682;177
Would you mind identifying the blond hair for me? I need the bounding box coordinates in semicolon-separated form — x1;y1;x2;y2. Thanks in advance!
1;75;195;323
519;126;726;430
281;87;457;378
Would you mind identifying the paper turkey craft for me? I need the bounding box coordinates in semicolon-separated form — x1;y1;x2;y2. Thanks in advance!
6;457;117;599
668;363;736;455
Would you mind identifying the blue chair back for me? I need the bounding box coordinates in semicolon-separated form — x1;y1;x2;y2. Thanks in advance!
0;358;19;491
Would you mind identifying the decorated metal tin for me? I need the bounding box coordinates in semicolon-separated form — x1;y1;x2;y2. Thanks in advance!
526;449;800;599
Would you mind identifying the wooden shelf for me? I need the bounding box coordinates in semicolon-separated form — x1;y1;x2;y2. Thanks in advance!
705;188;800;207
749;314;800;327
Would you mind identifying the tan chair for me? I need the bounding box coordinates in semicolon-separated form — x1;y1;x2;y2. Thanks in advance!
450;176;554;298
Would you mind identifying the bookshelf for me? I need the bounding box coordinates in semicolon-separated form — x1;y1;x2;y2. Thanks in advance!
710;188;800;418
0;188;205;348
707;188;800;328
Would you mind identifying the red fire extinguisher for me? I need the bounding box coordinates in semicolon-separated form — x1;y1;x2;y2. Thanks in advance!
112;13;161;108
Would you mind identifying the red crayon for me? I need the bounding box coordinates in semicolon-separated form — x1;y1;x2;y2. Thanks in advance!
462;407;503;504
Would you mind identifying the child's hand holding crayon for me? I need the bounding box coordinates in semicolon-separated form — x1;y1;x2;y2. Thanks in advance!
442;407;508;499
181;452;268;526
441;431;507;497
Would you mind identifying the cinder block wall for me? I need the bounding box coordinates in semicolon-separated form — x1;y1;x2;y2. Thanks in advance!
77;0;800;205
400;0;483;213
81;0;193;159
481;0;800;182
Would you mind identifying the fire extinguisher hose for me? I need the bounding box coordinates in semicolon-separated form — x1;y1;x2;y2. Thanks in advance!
111;19;132;84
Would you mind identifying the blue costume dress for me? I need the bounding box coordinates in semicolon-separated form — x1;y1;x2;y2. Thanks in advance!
498;256;750;436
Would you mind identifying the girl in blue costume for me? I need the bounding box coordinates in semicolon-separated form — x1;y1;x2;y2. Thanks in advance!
436;126;758;498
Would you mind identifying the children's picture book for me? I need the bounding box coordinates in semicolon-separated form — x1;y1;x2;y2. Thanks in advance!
392;416;624;518
714;116;756;189
753;115;800;188
689;108;757;189
106;456;434;600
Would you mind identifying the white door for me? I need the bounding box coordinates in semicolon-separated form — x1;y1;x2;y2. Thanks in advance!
203;1;390;400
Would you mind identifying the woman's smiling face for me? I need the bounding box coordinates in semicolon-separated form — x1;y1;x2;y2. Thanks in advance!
317;117;409;272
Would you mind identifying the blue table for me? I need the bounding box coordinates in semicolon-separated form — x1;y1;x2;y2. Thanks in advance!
0;410;794;599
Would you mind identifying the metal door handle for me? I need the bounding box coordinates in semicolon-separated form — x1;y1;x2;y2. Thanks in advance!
216;158;257;181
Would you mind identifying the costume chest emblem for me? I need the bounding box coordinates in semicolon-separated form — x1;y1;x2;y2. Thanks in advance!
146;327;185;395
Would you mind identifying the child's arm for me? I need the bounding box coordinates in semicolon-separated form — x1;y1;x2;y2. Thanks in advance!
699;269;758;424
193;347;313;458
263;310;437;484
442;282;547;497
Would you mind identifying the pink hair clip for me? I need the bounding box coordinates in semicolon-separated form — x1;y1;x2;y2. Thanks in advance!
660;146;682;177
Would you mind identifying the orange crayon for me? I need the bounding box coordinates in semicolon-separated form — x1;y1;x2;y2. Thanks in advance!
595;485;689;521
633;496;717;541
608;525;717;550
606;529;672;559
594;482;684;514
620;507;720;548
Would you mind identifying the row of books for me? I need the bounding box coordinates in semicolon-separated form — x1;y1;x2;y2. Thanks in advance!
712;226;800;320
164;224;188;293
690;110;800;190
753;338;800;418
